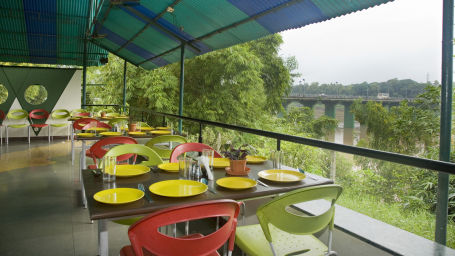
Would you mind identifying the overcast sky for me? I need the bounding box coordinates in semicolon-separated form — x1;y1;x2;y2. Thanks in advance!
279;0;443;85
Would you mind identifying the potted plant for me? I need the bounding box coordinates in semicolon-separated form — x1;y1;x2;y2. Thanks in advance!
128;117;137;132
222;144;250;175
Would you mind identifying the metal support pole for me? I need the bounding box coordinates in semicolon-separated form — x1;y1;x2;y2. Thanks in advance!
123;60;127;113
436;0;453;245
199;122;203;143
178;44;185;134
82;39;88;109
277;139;281;151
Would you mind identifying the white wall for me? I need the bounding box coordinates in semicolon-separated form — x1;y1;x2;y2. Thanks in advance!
2;70;81;139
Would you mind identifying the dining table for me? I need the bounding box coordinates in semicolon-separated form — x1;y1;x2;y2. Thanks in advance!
81;160;333;256
75;132;173;208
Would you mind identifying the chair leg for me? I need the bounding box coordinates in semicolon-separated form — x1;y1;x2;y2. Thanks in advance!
6;126;8;144
80;153;87;208
48;126;50;143
28;126;30;144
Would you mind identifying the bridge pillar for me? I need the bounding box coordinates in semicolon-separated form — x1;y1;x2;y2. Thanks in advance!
324;102;336;118
343;103;354;129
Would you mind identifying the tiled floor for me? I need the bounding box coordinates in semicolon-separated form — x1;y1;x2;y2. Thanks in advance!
0;140;130;256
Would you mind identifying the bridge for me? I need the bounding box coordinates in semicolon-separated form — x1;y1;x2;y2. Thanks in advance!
282;94;412;129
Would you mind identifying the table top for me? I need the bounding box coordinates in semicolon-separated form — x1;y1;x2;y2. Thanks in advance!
83;161;333;221
75;133;159;140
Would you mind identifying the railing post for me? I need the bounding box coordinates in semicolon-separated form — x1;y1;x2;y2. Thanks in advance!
178;43;185;134
436;0;453;245
277;139;281;151
141;111;144;122
122;60;127;113
162;116;166;127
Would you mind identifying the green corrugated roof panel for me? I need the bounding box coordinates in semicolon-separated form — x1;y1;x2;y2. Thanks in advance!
92;0;393;70
0;0;107;66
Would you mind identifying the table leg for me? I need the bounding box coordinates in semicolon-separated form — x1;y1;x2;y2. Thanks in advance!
98;219;108;256
71;129;75;165
81;141;87;208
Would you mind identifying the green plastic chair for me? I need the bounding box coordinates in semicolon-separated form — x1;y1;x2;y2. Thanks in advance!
50;109;71;140
108;118;128;130
104;144;164;225
6;109;28;144
235;184;343;256
145;135;187;159
105;112;120;117
104;144;164;167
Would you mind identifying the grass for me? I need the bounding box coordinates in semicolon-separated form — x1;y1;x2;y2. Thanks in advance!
337;186;455;248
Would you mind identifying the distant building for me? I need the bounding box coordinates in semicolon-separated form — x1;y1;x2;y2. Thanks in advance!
377;93;389;99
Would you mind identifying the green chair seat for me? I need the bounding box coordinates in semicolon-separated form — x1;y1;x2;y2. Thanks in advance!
8;124;28;128
236;224;327;256
145;135;187;159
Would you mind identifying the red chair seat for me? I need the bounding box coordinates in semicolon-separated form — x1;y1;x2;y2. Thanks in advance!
120;234;220;256
31;124;49;128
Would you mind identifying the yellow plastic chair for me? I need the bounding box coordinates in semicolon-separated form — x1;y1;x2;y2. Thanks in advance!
235;185;343;256
50;109;71;140
5;109;28;144
145;135;187;159
104;144;164;225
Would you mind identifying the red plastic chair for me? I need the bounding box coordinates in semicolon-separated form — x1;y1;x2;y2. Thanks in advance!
169;142;222;163
28;109;50;143
0;110;5;145
73;117;98;131
75;112;90;117
81;121;112;131
120;200;242;256
87;136;137;169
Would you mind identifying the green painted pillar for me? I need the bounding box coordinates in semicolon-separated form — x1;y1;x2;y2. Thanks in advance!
122;60;127;113
435;0;453;245
343;103;354;129
82;39;87;109
178;44;185;134
324;102;336;118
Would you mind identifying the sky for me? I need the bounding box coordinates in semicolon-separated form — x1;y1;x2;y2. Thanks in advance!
279;0;443;85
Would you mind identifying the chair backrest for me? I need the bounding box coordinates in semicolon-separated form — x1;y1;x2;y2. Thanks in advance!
7;109;28;121
145;135;187;159
135;121;152;128
29;109;49;121
105;144;163;166
81;121;112;130
108;118;128;127
256;185;343;244
51;109;70;120
105;112;119;117
169;142;222;163
88;136;137;167
127;200;242;256
71;109;90;117
73;118;98;131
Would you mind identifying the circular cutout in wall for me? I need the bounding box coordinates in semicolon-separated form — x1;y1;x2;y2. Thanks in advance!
0;84;8;104
25;84;48;105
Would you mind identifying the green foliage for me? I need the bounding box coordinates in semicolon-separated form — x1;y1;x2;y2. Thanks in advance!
292;78;435;98
24;84;47;105
0;84;7;103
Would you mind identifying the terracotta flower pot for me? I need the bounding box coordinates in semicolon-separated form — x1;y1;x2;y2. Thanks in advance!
101;112;106;117
128;123;137;132
229;159;247;173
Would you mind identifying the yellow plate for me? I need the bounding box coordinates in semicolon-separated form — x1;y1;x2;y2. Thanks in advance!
128;131;146;136
216;177;257;190
138;127;153;131
246;155;267;164
115;165;150;177
93;188;144;204
213;158;230;168
150;130;172;135
158;162;179;172
149;180;207;197
258;169;306;182
86;127;109;132
77;133;95;137
156;126;171;130
100;132;121;136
